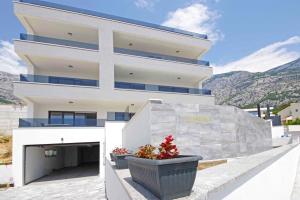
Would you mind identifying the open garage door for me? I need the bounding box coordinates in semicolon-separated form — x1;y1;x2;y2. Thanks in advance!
24;142;100;184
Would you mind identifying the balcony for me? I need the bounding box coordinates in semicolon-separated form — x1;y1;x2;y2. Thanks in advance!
19;118;105;127
20;33;99;50
20;74;99;87
114;48;209;66
17;0;208;40
115;81;211;95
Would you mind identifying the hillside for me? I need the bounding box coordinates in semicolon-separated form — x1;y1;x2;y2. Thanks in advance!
203;58;300;108
0;71;23;105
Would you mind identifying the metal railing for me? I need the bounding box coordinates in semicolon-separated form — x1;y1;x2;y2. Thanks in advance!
114;48;210;66
115;81;212;95
19;118;105;127
20;33;99;50
18;0;208;39
20;74;99;87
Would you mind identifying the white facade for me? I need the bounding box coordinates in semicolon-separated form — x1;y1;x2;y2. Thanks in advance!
12;0;213;186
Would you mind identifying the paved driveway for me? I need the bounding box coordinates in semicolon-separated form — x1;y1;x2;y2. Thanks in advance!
0;165;106;200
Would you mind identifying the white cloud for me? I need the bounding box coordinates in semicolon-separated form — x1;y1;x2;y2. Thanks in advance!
0;40;26;75
213;36;300;74
134;0;156;9
162;3;223;43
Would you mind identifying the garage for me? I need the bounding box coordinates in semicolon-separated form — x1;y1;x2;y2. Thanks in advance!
24;142;100;184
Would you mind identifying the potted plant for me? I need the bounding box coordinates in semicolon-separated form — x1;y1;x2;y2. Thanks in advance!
111;147;131;169
126;135;202;200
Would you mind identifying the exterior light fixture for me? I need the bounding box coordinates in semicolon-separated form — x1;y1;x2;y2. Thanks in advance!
129;72;134;75
68;101;74;104
68;65;73;68
67;32;73;36
177;77;181;80
176;50;180;53
129;43;133;46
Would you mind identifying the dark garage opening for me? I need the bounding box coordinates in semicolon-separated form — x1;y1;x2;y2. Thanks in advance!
24;142;100;184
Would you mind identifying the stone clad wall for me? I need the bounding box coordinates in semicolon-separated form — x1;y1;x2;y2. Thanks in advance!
0;105;27;135
149;103;272;160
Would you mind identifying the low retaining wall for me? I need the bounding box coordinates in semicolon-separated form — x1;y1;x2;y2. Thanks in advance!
106;144;299;200
0;164;12;185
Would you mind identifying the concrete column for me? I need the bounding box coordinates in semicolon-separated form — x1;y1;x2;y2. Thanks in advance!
12;134;24;186
25;100;34;118
98;24;114;92
99;140;105;179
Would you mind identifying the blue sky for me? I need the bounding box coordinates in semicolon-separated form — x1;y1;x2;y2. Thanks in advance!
0;0;300;74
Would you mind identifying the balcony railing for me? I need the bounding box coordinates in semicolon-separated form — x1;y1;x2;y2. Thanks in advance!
19;118;105;127
114;48;210;66
20;74;99;87
115;81;212;95
18;0;208;39
20;33;99;50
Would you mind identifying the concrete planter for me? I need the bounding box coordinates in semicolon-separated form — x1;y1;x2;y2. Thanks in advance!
126;155;202;200
113;154;132;169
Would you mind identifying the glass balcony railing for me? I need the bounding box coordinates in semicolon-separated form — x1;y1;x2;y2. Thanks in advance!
20;74;99;87
20;33;99;50
19;118;105;127
107;112;135;121
114;48;210;66
18;0;208;40
115;81;212;95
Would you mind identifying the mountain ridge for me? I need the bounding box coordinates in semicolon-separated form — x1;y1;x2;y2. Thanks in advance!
203;58;300;108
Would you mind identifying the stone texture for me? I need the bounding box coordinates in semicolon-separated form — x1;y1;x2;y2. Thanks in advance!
149;103;272;160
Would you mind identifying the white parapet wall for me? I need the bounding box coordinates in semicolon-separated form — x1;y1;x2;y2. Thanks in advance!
122;103;151;152
105;121;127;158
106;144;300;200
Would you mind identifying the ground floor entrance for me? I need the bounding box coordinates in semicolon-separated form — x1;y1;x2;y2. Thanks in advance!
24;142;100;185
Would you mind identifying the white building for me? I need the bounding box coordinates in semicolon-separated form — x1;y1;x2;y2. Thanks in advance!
278;103;300;122
12;0;214;186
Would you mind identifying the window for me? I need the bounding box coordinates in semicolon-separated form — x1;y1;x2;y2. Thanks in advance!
49;111;97;126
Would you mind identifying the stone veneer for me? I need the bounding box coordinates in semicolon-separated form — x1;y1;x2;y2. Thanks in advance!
149;103;272;160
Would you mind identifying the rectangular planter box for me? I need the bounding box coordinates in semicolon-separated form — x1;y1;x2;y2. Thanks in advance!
126;155;202;200
113;154;132;169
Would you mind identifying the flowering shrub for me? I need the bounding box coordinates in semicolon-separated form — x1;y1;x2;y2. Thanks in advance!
112;147;129;155
158;135;179;159
135;135;179;160
135;144;157;159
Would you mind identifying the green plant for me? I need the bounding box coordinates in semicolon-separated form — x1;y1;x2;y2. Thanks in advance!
135;135;179;160
284;118;300;125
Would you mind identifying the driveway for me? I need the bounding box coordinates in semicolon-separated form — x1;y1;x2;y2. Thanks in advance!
0;165;106;200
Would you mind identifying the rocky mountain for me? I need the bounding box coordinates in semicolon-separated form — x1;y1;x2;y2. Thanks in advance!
203;58;300;108
0;71;23;105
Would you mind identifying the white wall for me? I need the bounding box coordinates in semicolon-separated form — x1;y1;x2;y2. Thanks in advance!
25;146;64;184
0;164;12;184
272;126;284;138
123;103;151;152
105;121;127;158
105;159;131;200
222;145;300;200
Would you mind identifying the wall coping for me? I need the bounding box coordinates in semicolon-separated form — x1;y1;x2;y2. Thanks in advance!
111;144;297;200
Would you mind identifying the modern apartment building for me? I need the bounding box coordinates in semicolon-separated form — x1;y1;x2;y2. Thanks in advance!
12;0;214;186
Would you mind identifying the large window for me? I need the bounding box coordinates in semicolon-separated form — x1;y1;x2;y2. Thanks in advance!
49;111;97;126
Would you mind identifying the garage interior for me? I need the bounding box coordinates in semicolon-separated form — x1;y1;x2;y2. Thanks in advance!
24;142;100;184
